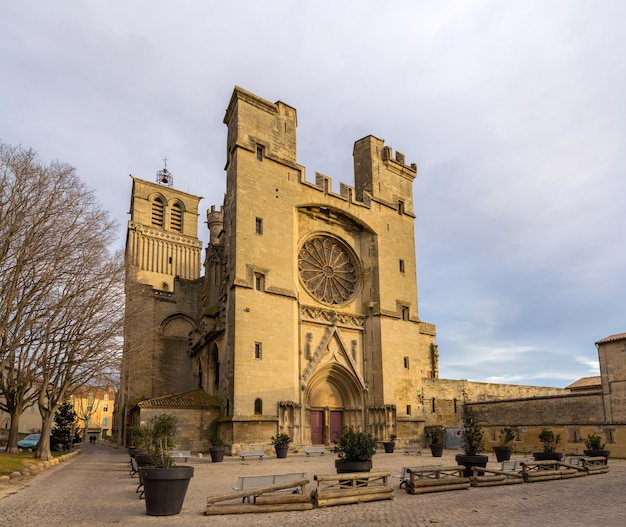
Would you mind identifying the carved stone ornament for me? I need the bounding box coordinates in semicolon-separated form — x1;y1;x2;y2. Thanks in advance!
298;236;358;305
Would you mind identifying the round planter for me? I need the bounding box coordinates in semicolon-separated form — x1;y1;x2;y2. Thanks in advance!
335;459;372;473
429;444;444;457
455;454;489;478
584;449;610;464
275;444;289;458
209;447;225;463
139;466;194;516
532;451;562;461
383;441;395;453
493;446;513;462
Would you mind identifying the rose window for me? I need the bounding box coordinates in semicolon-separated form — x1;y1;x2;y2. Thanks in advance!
298;236;358;304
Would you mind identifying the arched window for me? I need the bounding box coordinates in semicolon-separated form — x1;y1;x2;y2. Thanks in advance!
151;196;165;227
170;202;183;232
254;398;263;415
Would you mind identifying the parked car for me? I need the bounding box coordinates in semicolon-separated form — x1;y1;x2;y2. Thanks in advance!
18;433;41;451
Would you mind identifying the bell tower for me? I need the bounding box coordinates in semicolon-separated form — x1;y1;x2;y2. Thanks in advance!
125;161;203;291
116;162;204;445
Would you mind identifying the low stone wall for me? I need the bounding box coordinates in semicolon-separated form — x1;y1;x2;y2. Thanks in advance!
0;449;81;489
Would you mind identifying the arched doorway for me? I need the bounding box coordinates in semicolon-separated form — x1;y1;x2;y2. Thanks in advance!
305;364;364;445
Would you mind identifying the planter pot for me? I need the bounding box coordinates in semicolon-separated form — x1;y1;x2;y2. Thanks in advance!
335;459;372;473
383;441;395;453
532;451;562;461
584;449;610;464
209;447;225;463
275;444;289;458
455;454;489;478
140;466;194;516
493;446;513;462
429;444;444;457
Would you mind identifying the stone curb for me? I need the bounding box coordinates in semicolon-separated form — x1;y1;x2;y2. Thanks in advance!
0;449;81;488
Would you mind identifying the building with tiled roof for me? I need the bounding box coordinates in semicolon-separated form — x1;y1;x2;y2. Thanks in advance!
566;376;602;392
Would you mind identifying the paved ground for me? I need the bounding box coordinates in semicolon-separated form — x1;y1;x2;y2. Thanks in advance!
1;442;625;526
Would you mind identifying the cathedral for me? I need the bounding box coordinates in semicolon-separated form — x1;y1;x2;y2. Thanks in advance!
115;86;626;456
116;86;439;450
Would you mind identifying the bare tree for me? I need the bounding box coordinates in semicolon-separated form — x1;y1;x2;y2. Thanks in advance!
0;143;123;458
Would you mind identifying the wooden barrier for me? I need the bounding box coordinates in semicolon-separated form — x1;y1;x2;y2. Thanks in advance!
581;456;610;475
405;465;469;494
205;478;312;515
311;471;393;508
470;466;524;487
520;460;586;482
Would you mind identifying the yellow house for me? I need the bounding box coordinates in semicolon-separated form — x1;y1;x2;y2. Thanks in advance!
70;387;116;440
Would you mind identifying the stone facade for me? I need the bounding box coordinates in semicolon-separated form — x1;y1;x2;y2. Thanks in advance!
190;87;439;450
116;87;626;457
460;333;626;457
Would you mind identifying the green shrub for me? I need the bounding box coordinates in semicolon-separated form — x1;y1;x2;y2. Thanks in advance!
583;433;605;451
538;429;561;453
332;428;377;462
460;419;484;456
430;427;446;445
498;427;516;446
270;433;292;446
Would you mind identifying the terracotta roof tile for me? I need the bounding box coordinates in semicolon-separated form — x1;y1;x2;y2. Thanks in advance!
565;376;602;390
595;332;626;345
138;389;219;409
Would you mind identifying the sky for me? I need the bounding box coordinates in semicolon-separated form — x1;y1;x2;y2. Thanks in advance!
2;0;625;388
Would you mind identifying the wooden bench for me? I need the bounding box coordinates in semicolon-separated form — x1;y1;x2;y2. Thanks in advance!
171;450;191;462
405;465;470;494
233;472;307;502
403;447;422;456
305;446;326;456
206;477;311;514
311;471;393;508
239;449;264;460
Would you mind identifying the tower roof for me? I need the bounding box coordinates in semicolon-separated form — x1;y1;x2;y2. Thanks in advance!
595;332;626;345
137;389;219;409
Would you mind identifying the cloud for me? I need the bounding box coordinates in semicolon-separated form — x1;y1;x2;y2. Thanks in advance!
1;0;624;389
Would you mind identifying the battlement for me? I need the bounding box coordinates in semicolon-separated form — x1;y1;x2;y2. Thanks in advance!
381;146;418;174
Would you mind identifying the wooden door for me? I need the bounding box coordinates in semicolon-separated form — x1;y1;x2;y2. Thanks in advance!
330;411;343;443
310;410;324;444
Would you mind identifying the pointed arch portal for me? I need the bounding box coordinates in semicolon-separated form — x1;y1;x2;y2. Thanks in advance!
305;363;365;445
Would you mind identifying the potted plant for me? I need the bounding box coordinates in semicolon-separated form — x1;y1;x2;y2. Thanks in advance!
138;414;194;516
429;427;446;457
209;434;226;463
493;427;516;462
382;434;396;453
455;419;488;477
533;429;562;461
583;433;609;463
332;427;377;473
271;432;292;458
130;424;153;469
